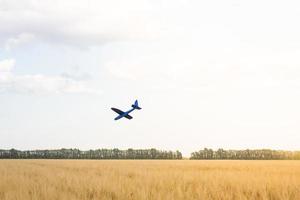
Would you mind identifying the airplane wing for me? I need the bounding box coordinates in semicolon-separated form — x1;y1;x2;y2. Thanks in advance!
124;114;133;119
111;108;124;115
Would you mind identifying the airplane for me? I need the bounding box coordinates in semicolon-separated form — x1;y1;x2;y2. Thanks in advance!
111;100;142;120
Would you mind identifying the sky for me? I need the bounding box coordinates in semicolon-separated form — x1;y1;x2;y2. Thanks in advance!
1;0;300;156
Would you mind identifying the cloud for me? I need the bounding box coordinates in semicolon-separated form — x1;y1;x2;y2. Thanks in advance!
1;0;300;93
0;58;14;84
0;0;160;48
0;58;14;72
0;59;101;95
4;33;35;50
106;61;138;81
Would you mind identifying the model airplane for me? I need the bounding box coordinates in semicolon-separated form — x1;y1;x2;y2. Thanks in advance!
111;100;142;120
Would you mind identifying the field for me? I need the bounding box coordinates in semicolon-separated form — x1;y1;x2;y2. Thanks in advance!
0;160;299;200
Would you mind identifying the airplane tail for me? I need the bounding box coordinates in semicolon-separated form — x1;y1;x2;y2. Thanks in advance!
132;100;142;110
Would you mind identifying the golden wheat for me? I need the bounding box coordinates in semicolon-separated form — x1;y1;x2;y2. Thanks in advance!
0;160;299;200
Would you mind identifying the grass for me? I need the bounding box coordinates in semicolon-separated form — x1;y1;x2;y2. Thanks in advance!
0;160;299;200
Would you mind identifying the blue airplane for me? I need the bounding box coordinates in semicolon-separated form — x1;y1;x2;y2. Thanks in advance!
111;100;142;120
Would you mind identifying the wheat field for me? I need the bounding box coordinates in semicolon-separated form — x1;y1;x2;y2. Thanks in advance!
0;160;299;200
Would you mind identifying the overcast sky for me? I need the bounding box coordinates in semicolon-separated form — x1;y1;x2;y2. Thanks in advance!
1;0;300;156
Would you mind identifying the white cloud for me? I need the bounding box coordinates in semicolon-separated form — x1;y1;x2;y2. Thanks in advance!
104;42;300;93
0;0;160;48
0;59;101;95
0;58;14;72
1;0;300;93
0;58;14;83
4;33;35;50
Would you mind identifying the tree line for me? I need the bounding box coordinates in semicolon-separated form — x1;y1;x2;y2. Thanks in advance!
190;148;300;160
1;148;300;160
0;148;182;159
